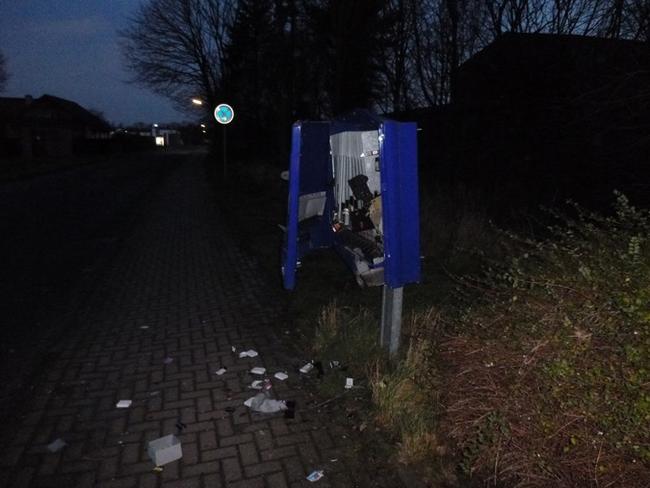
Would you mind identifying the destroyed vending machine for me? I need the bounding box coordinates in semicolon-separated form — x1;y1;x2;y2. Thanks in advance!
281;110;420;310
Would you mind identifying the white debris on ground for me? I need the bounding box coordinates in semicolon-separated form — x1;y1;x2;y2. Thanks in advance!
47;438;66;452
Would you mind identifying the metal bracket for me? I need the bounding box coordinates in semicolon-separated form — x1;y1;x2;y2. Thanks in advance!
380;285;403;356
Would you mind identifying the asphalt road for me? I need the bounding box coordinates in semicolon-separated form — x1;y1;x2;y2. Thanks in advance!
0;150;198;419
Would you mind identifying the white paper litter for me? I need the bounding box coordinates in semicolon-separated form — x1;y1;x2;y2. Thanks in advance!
239;349;259;358
306;470;324;482
250;380;264;390
147;434;182;466
47;438;67;453
140;326;149;329
215;368;227;376
244;393;288;413
116;400;132;408
345;378;354;389
250;367;266;375
300;363;314;374
274;372;288;381
231;346;236;353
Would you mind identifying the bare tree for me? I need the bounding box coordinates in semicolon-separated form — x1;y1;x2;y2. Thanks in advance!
120;0;234;113
375;0;416;112
0;50;8;93
410;0;484;105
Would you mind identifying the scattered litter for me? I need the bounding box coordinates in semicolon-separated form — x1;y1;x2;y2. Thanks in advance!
116;400;132;408
140;326;149;329
215;368;227;376
274;372;288;381
244;393;288;413
147;434;182;466
300;362;314;374
345;378;354;390
329;360;341;369
231;346;236;353
330;458;338;462
149;391;160;396
47;438;66;453
306;470;324;482
163;357;174;365
250;380;264;390
152;466;163;473
239;349;259;358
250;367;266;375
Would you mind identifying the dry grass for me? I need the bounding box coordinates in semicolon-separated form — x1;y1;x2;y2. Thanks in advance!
307;194;650;487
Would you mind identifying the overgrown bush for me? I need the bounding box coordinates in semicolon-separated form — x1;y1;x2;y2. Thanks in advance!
441;193;650;486
304;193;650;487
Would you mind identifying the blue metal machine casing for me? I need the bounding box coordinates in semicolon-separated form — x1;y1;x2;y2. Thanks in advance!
282;111;420;290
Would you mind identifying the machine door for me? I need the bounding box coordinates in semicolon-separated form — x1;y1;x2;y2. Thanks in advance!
379;121;421;288
282;122;334;290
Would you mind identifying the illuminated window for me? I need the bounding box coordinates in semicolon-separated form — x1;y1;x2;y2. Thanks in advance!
155;136;165;146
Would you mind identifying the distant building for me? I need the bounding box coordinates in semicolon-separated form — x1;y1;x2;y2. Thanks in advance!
151;126;182;147
0;94;111;160
437;32;650;210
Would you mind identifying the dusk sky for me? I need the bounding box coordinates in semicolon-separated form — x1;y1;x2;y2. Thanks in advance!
0;0;185;125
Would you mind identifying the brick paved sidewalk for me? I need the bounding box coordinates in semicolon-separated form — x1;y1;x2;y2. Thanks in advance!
1;157;388;488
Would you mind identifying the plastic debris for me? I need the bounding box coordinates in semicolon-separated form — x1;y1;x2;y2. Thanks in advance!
274;372;288;381
215;368;227;376
239;349;259;358
231;346;236;353
163;357;174;365
147;434;182;466
152;466;163;473
345;378;354;389
250;367;266;375
329;360;341;369
244;393;288;413
47;438;66;453
300;362;314;374
140;326;149;329
250;380;264;390
306;470;324;482
116;400;132;408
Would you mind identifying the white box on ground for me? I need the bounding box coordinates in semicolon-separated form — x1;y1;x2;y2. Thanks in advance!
147;434;182;466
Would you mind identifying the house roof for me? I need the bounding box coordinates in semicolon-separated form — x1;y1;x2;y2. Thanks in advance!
455;32;650;103
0;94;111;131
461;32;649;71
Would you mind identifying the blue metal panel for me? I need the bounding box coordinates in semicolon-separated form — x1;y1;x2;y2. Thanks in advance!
379;121;421;288
282;124;302;290
282;122;333;290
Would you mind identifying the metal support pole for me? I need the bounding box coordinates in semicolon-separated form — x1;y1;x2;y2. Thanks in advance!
222;125;227;180
380;285;403;356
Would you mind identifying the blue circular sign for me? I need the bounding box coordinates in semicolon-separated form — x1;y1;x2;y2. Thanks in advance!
214;103;234;125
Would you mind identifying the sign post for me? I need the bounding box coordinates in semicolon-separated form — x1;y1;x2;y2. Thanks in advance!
213;103;234;180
